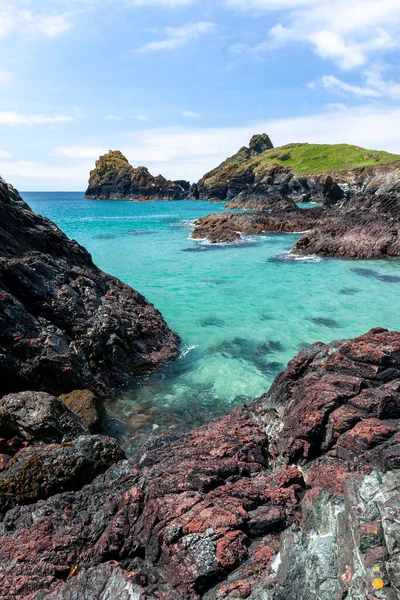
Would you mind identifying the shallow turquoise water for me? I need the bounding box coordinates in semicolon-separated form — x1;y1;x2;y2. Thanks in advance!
23;192;400;451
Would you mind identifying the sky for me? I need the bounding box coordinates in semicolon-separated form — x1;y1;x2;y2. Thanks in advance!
1;0;400;190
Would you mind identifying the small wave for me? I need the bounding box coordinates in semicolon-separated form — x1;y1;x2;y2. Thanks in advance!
179;344;199;359
271;251;323;263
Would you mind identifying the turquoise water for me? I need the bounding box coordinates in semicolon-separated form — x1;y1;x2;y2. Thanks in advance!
23;192;400;452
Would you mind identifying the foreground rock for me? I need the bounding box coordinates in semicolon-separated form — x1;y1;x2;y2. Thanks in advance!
86;151;190;200
1;329;399;599
190;136;400;208
293;193;400;258
191;204;324;243
0;177;180;397
0;435;124;517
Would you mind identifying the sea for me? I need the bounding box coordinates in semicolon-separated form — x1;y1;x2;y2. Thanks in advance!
22;192;400;453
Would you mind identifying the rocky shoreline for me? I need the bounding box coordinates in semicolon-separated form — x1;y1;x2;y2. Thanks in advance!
191;193;400;259
0;329;399;599
0;177;180;398
1;174;400;599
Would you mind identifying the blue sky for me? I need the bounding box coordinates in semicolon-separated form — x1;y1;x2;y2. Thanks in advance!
1;0;400;190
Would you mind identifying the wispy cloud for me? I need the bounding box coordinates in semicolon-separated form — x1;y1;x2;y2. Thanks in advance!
226;0;400;70
0;150;12;158
183;110;201;117
134;115;150;121
105;114;124;121
310;62;400;100
135;21;216;53
0;112;76;126
0;5;72;39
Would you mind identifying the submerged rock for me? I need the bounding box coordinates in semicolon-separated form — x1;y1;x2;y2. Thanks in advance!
0;177;180;397
0;328;399;599
86;151;190;200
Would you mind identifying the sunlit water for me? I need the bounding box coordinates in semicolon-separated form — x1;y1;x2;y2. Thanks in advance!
23;192;400;453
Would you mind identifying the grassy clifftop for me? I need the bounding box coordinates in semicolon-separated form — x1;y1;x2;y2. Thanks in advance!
201;141;400;187
253;143;400;175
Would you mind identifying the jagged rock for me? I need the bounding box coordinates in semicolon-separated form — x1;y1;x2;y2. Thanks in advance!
0;391;86;445
85;151;190;200
191;205;324;244
0;329;399;599
294;194;400;258
0;177;180;397
59;390;99;432
0;435;124;517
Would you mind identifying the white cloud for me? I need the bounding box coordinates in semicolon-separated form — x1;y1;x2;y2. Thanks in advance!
49;103;400;188
310;63;400;100
0;5;72;39
135;21;216;53
313;75;381;98
0;151;12;158
0;112;76;125
226;0;400;70
183;110;201;118
134;115;150;121
105;115;124;121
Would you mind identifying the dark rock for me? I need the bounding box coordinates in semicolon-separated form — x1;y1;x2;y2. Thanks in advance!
0;391;86;444
85;151;190;201
0;435;124;516
59;390;99;432
0;329;399;598
191;206;324;244
294;194;400;258
0;177;180;397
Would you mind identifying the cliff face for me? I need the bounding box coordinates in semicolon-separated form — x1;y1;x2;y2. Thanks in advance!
190;137;400;208
0;329;399;599
86;151;191;200
0;177;180;397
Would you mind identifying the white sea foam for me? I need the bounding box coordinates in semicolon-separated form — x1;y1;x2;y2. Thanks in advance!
179;344;199;359
282;251;323;263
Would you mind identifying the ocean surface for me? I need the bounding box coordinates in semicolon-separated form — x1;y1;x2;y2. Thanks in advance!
23;192;400;453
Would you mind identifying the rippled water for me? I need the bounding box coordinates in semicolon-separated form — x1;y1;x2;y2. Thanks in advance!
23;192;400;453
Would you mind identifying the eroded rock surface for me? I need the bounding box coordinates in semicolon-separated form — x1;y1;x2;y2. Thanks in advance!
0;329;399;599
0;177;180;397
191;205;324;244
86;151;190;200
293;194;400;258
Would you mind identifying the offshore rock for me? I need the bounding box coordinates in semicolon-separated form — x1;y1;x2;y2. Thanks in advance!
86;151;190;200
191;204;324;244
294;194;400;258
0;177;180;397
0;329;399;599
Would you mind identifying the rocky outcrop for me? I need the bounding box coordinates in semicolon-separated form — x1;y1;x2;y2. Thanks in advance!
190;138;400;208
0;329;399;599
0;435;124;517
0;177;180;397
191;204;324;244
293;194;400;258
86;151;190;200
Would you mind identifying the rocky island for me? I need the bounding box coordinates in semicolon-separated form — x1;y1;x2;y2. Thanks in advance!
190;134;400;208
86;150;191;201
190;134;400;258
